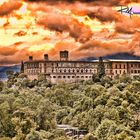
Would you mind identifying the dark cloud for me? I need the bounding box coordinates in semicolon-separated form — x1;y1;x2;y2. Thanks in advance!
115;16;140;34
86;7;121;22
26;0;140;6
0;46;18;56
0;0;22;16
75;39;130;57
0;47;45;65
38;13;93;43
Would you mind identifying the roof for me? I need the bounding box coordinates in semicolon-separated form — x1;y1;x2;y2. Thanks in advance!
24;60;98;64
91;59;140;62
24;59;140;64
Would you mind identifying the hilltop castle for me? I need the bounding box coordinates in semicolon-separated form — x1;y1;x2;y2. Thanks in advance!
23;51;140;83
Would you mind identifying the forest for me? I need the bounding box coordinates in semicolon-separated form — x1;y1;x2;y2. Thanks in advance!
0;71;140;140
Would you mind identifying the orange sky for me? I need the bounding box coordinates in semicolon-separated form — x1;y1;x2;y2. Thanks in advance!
0;0;140;65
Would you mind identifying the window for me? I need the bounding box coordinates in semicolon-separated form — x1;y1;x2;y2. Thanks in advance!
86;76;88;78
120;70;121;74
76;76;79;78
81;69;83;73
58;76;61;78
73;69;75;73
77;70;79;73
64;69;66;73
81;76;84;78
68;76;70;78
134;70;137;73
120;64;121;69
72;76;75;78
63;76;66;78
53;76;56;78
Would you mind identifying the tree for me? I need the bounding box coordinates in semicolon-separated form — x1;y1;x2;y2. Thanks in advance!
83;133;98;140
97;57;105;79
96;119;119;140
0;81;4;91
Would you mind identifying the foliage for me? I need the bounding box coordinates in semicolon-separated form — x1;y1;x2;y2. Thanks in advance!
97;57;105;78
0;73;140;140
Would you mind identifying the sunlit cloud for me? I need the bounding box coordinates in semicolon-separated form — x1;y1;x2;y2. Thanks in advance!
0;0;140;65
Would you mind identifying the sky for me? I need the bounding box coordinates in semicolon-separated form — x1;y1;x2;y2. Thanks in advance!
0;0;140;65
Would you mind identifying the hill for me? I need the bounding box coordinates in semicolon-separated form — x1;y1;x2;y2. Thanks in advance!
82;52;140;61
0;65;20;81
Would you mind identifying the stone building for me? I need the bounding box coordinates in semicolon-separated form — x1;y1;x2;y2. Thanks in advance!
23;51;140;83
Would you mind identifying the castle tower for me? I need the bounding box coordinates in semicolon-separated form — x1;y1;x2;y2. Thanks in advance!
29;56;33;61
44;54;49;61
60;50;69;61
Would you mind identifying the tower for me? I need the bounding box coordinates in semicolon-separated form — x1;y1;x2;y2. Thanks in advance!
60;50;69;61
29;56;33;61
20;61;24;73
44;54;49;61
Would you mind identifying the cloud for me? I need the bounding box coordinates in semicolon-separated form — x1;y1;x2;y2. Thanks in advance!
75;39;130;58
48;41;78;59
0;0;140;66
115;16;140;34
26;0;140;6
0;47;45;65
0;46;18;56
86;7;122;22
128;32;140;55
0;0;22;16
38;13;93;43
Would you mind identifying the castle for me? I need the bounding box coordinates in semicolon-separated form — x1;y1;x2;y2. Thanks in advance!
23;51;140;83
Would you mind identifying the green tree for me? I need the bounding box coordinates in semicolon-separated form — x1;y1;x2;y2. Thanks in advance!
97;57;105;79
96;119;119;140
0;81;4;91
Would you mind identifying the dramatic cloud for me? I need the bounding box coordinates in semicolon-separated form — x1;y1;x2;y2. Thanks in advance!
26;0;140;6
0;0;22;16
76;39;130;57
0;46;18;56
0;0;140;65
115;16;140;34
38;13;93;43
86;7;121;22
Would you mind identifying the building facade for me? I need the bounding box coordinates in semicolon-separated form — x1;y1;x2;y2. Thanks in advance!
23;51;140;83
